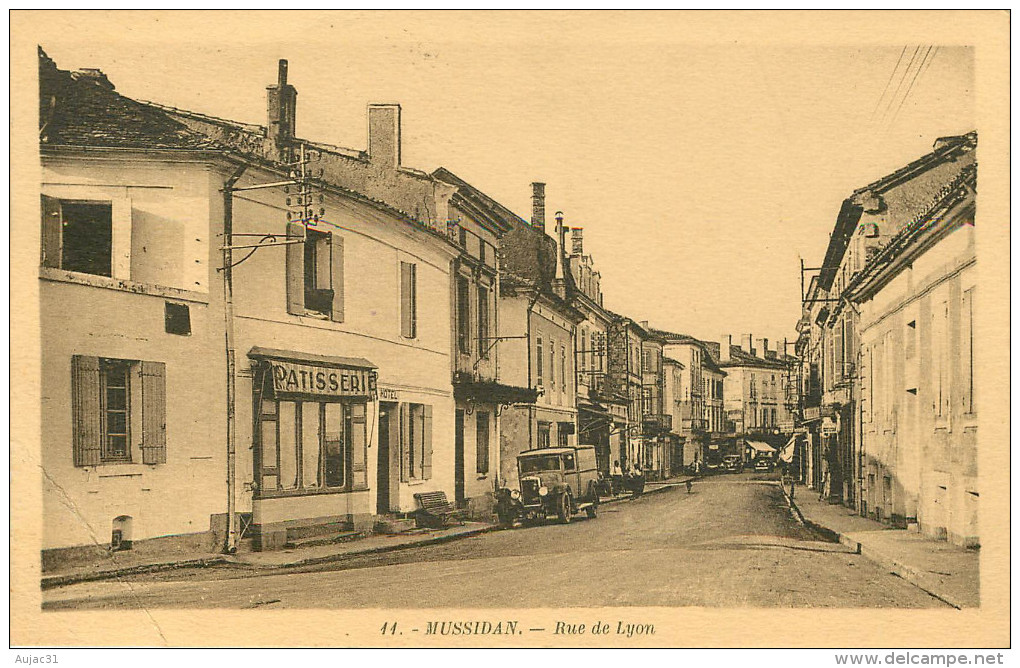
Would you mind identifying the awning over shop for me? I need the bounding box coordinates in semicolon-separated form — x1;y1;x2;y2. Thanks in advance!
779;434;798;463
248;346;377;400
746;440;777;453
452;378;538;405
248;346;376;370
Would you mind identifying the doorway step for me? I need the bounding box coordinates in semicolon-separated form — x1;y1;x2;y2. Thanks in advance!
373;516;417;535
282;522;366;550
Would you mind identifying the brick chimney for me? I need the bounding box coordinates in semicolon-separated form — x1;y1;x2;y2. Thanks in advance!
719;334;731;362
755;337;769;358
531;182;546;232
266;60;297;151
571;228;583;256
368;104;401;169
741;334;753;354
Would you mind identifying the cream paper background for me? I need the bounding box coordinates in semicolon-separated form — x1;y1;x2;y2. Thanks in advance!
9;10;1010;648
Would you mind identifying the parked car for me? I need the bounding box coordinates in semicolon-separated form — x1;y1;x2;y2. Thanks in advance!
722;455;743;473
753;456;774;472
495;446;601;526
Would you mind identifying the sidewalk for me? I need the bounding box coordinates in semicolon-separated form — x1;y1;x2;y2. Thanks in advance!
786;485;979;608
44;477;698;589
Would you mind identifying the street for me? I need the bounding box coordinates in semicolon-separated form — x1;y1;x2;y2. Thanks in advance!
43;474;946;610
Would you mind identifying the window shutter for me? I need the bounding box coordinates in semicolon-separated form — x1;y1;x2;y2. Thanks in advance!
399;403;410;482
71;356;102;466
400;262;413;337
285;222;305;315
350;403;367;488
140;361;167;464
422;404;433;480
41;195;61;268
330;234;345;322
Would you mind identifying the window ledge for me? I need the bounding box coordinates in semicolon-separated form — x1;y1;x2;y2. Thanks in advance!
40;267;209;304
476;474;488;480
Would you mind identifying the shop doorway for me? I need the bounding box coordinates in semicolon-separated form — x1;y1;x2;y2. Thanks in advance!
377;402;399;514
454;409;466;505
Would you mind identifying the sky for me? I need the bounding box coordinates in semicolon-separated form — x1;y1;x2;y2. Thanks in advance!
33;11;975;347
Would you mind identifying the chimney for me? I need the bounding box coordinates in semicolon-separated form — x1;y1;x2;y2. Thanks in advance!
741;334;753;354
639;320;649;330
719;334;731;362
266;60;297;150
551;211;567;299
531;182;546;232
755;337;769;358
571;227;584;256
73;68;114;90
367;104;401;169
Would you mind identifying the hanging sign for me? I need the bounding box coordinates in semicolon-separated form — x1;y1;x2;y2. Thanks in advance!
269;360;376;399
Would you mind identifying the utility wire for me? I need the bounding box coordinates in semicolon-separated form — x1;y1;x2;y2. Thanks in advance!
889;45;935;126
871;46;909;121
880;45;921;122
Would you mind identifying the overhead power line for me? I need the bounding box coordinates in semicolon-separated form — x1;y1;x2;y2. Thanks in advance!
889;45;937;126
871;46;908;121
879;45;921;123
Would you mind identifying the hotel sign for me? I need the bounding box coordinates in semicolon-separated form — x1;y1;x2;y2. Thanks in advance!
270;360;376;399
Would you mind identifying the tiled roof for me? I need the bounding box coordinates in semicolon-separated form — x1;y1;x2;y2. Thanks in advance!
38;49;223;151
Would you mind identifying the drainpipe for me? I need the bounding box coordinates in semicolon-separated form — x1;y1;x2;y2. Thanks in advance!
222;163;248;554
525;287;540;451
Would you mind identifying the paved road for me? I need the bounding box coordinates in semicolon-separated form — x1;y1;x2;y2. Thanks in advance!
43;474;945;609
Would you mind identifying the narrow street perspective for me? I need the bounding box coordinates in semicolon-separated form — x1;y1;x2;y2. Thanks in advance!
31;27;984;622
43;475;944;610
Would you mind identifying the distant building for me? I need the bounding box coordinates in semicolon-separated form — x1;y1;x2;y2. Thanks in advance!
565;223;629;475
717;334;797;445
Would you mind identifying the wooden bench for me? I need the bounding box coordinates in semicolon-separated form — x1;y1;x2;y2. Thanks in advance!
413;491;465;529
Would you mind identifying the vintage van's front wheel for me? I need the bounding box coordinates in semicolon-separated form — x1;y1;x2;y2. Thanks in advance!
557;492;572;524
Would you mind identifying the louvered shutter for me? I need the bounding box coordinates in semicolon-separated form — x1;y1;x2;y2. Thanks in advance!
399;403;410;482
140;361;167;464
71;356;102;466
400;262;413;337
422;404;433;480
41;195;61;268
350;402;367;488
285;222;305;315
330;234;345;322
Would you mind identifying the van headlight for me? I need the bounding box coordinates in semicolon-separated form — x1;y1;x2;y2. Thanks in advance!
539;486;548;497
510;489;521;500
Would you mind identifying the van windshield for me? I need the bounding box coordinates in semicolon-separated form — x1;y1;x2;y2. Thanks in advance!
519;455;562;474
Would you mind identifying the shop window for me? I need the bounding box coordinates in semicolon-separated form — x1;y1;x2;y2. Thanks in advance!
400;403;433;481
41;196;113;276
537;422;551;449
400;261;417;338
285;223;345;321
261;397;366;494
475;412;490;474
457;276;471;354
71;356;166;466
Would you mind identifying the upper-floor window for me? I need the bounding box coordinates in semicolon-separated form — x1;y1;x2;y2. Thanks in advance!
286;223;345;321
560;345;567;394
456;276;471;354
400;261;417;339
41;196;112;277
477;285;490;359
536;335;544;387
